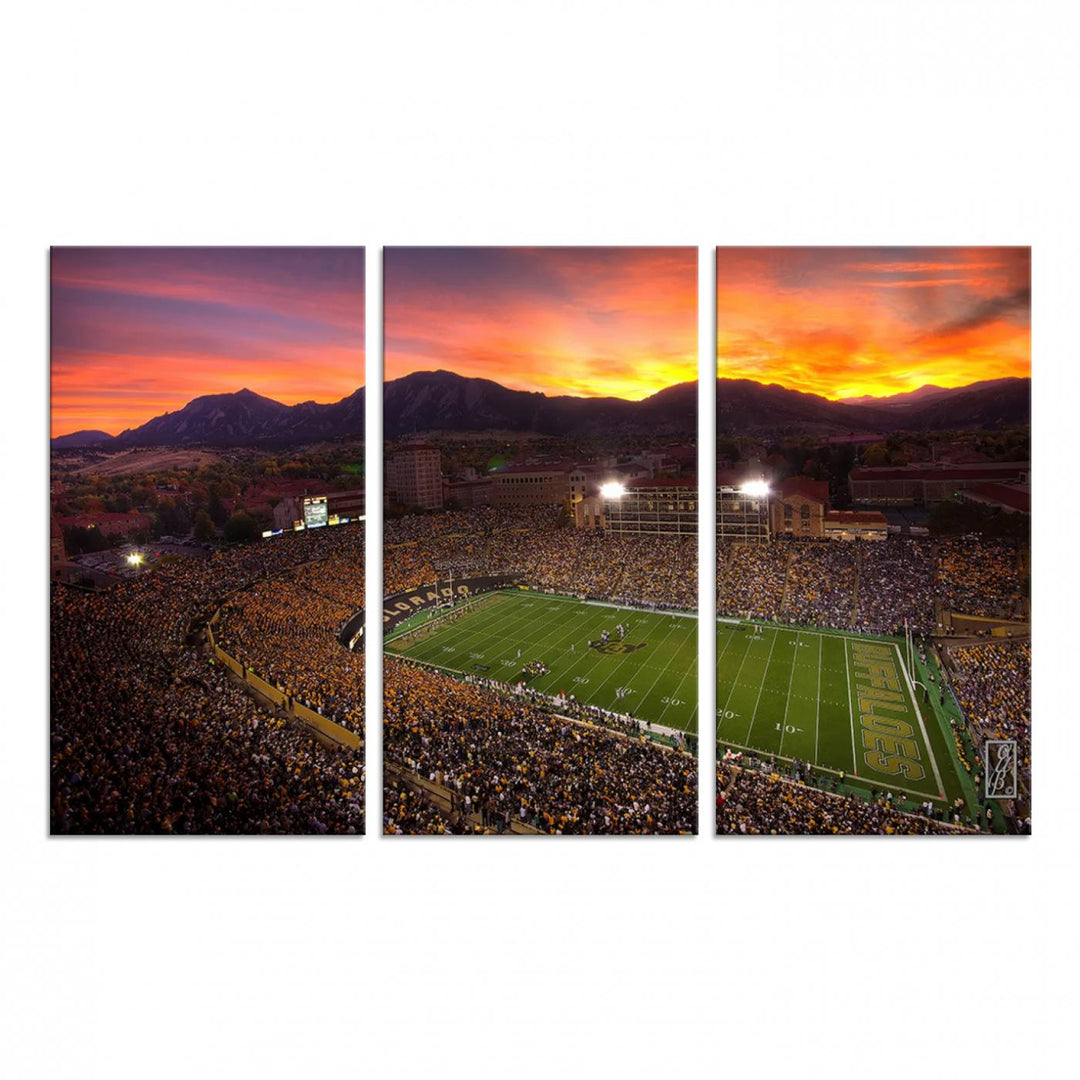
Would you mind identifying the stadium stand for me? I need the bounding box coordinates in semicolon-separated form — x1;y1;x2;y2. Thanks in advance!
51;525;365;834
383;507;699;834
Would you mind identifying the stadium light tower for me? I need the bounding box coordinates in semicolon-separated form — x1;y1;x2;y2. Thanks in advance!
599;481;626;499
739;480;770;498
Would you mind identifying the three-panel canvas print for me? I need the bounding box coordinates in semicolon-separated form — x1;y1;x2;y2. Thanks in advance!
49;246;1030;836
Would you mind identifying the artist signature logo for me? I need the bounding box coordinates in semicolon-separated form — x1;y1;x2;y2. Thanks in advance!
985;739;1018;799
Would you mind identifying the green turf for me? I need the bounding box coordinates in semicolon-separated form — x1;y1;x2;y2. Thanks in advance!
716;619;961;804
386;590;698;734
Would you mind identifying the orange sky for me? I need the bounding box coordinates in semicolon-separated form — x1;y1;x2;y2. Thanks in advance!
51;248;364;437
384;247;697;400
716;247;1030;399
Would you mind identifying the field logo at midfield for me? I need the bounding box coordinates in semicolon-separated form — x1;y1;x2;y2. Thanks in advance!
589;640;648;656
985;739;1018;799
849;641;926;782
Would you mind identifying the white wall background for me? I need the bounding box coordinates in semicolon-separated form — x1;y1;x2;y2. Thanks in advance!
2;2;1077;1077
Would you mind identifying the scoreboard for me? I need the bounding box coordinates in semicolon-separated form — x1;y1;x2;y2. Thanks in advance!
303;495;328;529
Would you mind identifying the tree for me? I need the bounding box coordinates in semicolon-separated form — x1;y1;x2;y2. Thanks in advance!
63;525;108;556
224;511;259;544
861;442;890;467
155;499;192;537
192;510;216;541
207;489;228;527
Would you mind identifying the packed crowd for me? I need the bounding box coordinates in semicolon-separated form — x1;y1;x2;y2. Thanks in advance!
936;536;1027;619
51;524;366;834
783;540;857;628
717;541;787;621
385;512;1024;634
215;558;365;734
854;537;936;634
717;534;1025;634
385;507;698;610
715;762;965;835
384;659;697;834
949;641;1032;782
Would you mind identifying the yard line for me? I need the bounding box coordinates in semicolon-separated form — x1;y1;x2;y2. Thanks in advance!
403;593;586;676
744;627;780;750
714;623;738;674
397;593;528;651
529;606;638;686
397;591;700;733
653;623;699;725
715;629;756;742
397;595;544;662
489;601;611;680
893;641;946;798
557;609;690;687
814;631;822;764
498;599;675;698
710;624;741;735
778;630;801;757
501;602;697;731
712;736;941;805
843;637;859;777
626;618;692;718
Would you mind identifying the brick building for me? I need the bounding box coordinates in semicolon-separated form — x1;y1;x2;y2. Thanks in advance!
770;477;829;538
823;510;888;541
490;464;571;508
848;462;1030;505
56;511;152;540
599;477;697;537
386;445;443;510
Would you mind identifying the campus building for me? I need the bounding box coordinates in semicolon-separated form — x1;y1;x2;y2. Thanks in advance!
55;510;153;540
770;477;829;538
50;514;66;573
822;510;888;541
848;462;1030;506
386;445;443;510
956;481;1030;515
443;477;494;509
717;485;770;543
600;477;697;537
490;464;573;508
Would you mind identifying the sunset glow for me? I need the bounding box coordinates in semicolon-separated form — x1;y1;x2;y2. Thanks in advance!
50;247;365;437
716;247;1030;399
384;247;697;400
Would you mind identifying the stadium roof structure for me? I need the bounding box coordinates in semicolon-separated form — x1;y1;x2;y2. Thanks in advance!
56;511;152;528
960;482;1031;513
716;466;768;487
774;476;829;503
824;510;888;525
849;462;1030;482
496;460;575;475
626;475;697;489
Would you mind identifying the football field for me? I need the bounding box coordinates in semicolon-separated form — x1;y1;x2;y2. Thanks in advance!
716;620;952;803
386;590;698;734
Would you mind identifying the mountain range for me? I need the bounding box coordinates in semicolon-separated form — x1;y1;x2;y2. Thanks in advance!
50;429;116;449
50;371;1030;448
383;370;698;437
715;375;1030;435
54;387;367;449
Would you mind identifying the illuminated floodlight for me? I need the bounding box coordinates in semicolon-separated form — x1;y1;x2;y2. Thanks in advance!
739;480;771;498
599;481;626;499
126;552;144;567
